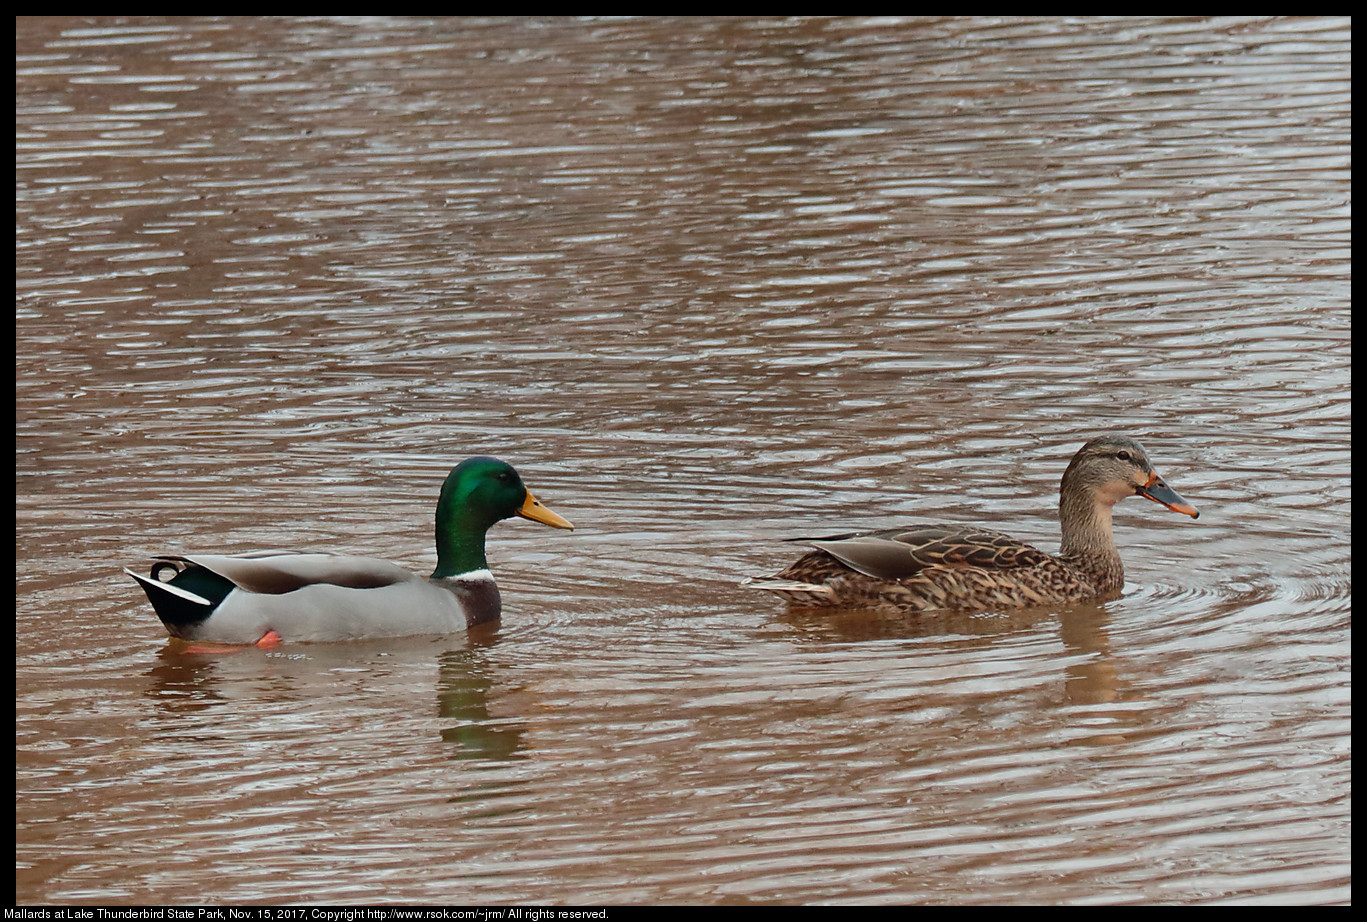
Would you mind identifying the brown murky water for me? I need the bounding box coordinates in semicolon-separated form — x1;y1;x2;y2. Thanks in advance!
16;16;1349;905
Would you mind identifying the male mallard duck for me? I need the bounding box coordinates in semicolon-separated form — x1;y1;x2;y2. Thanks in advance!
748;435;1198;611
125;456;573;644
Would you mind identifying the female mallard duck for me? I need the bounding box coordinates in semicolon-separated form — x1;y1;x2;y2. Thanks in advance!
748;435;1198;612
125;456;573;645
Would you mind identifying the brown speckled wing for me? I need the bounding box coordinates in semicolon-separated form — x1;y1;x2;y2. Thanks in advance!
796;526;1051;581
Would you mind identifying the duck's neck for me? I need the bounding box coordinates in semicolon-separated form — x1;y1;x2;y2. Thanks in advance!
433;509;493;579
1057;488;1123;582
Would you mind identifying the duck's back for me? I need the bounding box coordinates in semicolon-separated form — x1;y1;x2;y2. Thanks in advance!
129;553;501;643
752;524;1120;611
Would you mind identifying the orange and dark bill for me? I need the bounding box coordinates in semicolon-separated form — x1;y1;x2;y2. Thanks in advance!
517;489;574;530
1137;471;1199;519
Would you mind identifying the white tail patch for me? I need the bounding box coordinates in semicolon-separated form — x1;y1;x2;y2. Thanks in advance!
123;568;213;606
742;577;836;604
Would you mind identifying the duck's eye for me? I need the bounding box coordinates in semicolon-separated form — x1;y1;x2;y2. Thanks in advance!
1116;450;1132;462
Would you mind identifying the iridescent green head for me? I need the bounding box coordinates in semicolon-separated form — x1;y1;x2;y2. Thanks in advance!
433;456;572;578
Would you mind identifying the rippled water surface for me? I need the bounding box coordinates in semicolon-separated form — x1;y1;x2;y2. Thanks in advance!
16;16;1349;905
